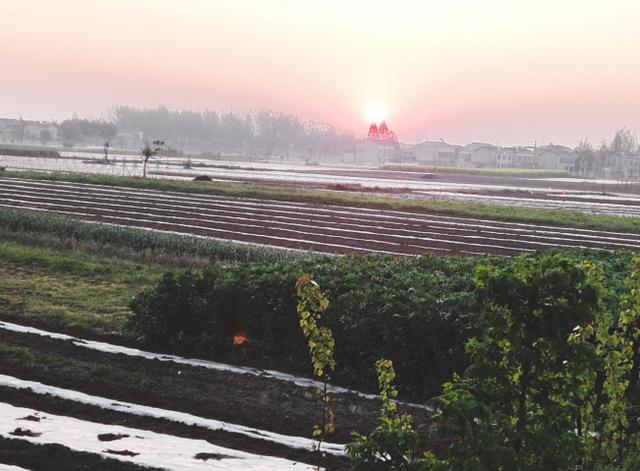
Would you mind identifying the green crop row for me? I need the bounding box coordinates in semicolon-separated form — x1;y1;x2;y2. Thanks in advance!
0;208;306;266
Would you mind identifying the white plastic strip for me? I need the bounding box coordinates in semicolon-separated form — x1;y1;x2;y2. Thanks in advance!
0;402;319;470
0;374;345;456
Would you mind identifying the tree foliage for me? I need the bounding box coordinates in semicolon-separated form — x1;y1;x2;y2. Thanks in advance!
141;140;165;178
434;255;602;469
430;254;640;470
296;274;336;453
348;359;438;471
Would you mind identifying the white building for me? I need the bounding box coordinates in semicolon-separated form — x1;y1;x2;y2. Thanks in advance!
499;146;535;168
461;143;499;168
535;145;577;172
411;140;460;166
355;138;399;164
355;122;401;164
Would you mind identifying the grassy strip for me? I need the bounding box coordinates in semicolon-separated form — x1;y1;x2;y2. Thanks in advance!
3;169;639;233
0;240;164;334
0;208;308;266
381;163;570;178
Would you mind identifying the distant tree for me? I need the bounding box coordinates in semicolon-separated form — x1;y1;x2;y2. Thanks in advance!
575;138;598;176
103;141;110;163
575;137;594;155
112;105;355;158
60;117;116;144
39;129;53;144
141;140;165;178
100;121;117;141
610;127;637;155
17;116;26;143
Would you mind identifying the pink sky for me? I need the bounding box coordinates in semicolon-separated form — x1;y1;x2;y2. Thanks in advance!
2;0;640;145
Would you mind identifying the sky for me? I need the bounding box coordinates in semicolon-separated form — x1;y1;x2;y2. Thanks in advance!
2;0;640;145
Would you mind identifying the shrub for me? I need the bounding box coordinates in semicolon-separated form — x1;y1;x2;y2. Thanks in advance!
429;254;640;470
129;254;482;399
128;250;635;400
348;359;438;471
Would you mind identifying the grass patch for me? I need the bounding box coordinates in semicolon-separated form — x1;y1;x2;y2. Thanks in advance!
0;341;152;389
2;169;639;233
0;240;163;335
381;163;571;178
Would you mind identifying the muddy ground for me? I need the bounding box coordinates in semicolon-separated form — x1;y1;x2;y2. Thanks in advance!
0;318;437;470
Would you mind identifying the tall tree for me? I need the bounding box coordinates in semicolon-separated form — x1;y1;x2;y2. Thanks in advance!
141;140;165;178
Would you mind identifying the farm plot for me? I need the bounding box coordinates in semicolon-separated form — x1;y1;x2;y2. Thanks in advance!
3;177;640;256
411;189;640;218
0;319;430;470
0;403;318;471
0;320;379;401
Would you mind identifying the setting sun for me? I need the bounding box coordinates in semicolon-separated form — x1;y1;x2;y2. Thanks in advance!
365;102;388;125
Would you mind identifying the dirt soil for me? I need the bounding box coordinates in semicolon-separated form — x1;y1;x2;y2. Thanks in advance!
0;321;436;470
0;437;165;471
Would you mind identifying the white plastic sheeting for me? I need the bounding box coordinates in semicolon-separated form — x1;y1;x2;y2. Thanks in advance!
0;465;32;471
0;402;320;471
0;374;345;456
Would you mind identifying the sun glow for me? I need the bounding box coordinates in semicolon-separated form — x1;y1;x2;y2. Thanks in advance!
365;102;388;125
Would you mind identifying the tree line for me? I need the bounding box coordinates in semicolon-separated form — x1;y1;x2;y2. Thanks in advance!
57;106;356;158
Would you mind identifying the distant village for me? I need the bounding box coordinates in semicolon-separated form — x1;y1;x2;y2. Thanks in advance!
356;122;640;180
2;115;638;180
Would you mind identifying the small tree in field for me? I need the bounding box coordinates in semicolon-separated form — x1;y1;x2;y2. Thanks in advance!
103;141;110;163
347;359;437;471
296;274;336;455
141;140;165;178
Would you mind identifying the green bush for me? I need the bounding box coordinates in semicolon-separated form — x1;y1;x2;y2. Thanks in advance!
429;254;640;470
128;250;634;400
129;255;482;398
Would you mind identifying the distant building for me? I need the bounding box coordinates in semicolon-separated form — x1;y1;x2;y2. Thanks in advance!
462;143;499;168
0;118;59;144
500;146;534;168
601;151;640;180
355;121;401;164
24;122;58;143
534;145;577;172
411;140;460;165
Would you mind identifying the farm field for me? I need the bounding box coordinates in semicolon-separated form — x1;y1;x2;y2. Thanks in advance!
0;239;442;470
3;172;640;469
5;152;640;218
2;177;640;257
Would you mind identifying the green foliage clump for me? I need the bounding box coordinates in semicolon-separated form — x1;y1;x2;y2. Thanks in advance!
129;254;481;399
128;250;636;400
429;254;640;470
348;359;439;471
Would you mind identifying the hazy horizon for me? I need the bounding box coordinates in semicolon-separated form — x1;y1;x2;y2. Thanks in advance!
3;0;640;146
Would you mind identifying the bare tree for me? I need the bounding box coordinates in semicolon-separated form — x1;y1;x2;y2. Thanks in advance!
103;141;110;163
141;140;165;178
17;116;26;144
